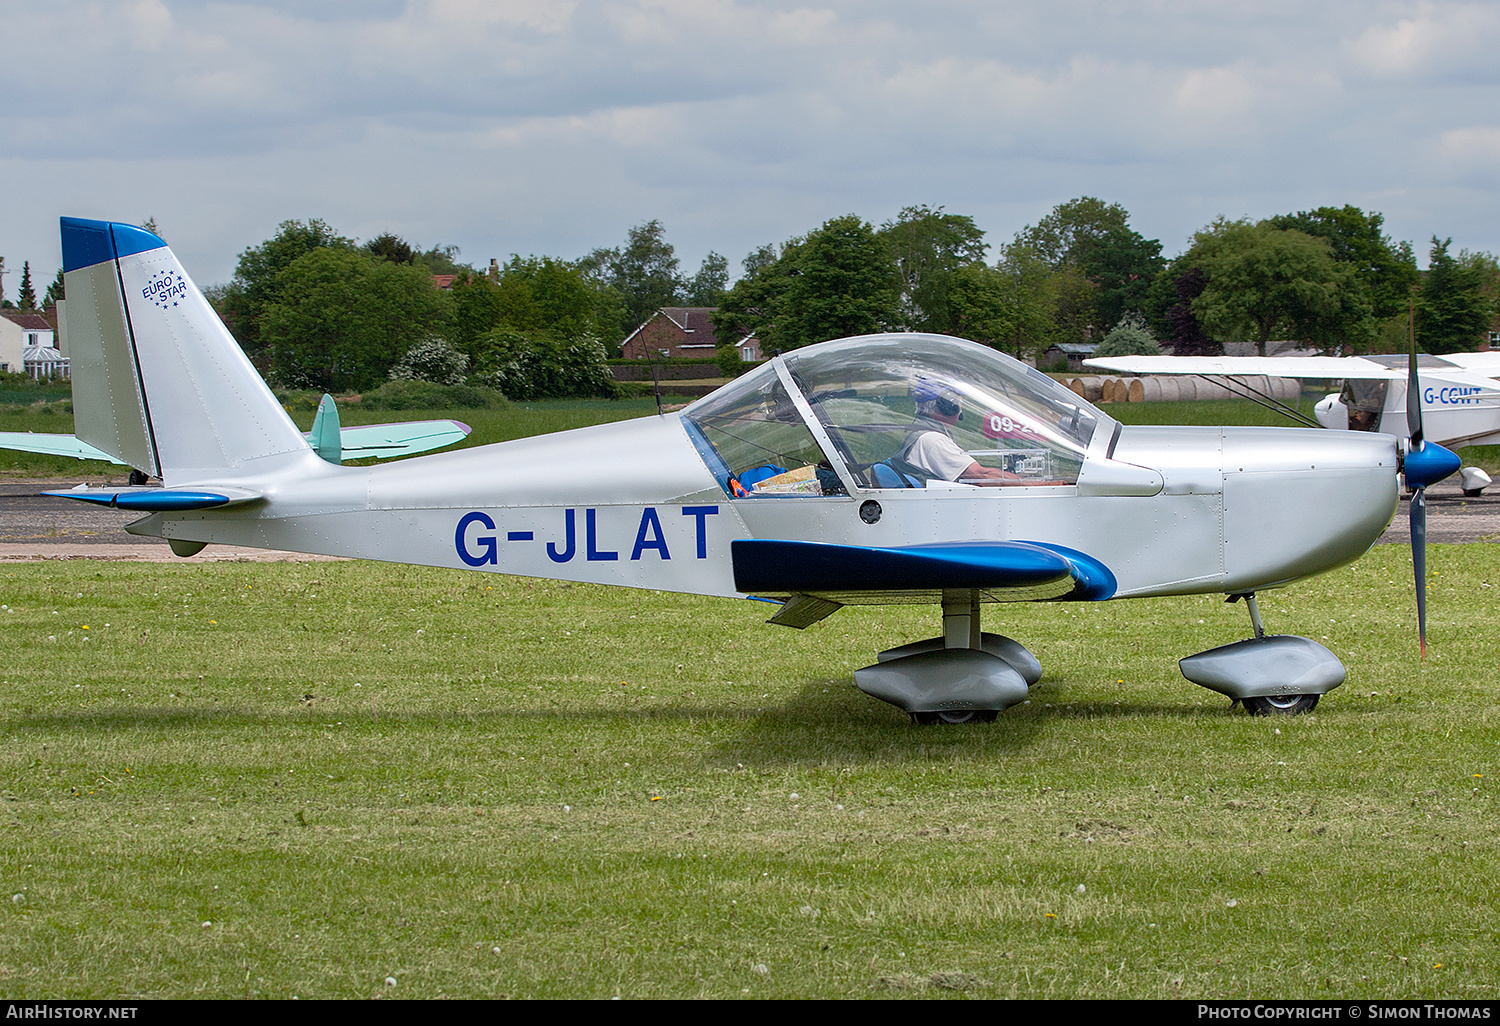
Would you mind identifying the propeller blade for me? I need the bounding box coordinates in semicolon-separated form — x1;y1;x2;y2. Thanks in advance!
1407;299;1425;450
1407;344;1424;450
1411;485;1427;658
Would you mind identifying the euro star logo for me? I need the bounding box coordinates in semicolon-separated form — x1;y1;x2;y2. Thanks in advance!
143;269;188;310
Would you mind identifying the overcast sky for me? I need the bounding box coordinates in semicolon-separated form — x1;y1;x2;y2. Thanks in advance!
4;0;1500;295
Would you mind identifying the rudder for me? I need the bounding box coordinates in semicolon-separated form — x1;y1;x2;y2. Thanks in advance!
60;217;309;483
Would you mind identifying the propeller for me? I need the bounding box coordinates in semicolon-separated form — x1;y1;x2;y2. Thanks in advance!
1403;336;1461;656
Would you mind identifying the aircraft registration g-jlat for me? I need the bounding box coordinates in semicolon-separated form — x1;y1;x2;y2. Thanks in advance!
44;217;1459;723
1084;352;1500;494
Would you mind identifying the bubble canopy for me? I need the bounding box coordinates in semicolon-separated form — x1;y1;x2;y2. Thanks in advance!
682;334;1114;496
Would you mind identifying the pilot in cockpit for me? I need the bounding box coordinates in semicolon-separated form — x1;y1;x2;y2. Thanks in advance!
893;379;1022;485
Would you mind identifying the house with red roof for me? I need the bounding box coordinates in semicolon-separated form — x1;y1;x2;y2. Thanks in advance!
620;307;725;360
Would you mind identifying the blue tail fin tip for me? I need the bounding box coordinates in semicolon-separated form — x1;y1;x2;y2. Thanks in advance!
60;217;167;273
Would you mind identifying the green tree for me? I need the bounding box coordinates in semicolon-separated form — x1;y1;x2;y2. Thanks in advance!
777;215;898;349
219;219;354;365
448;271;506;358
685;252;729;307
17;262;36;311
43;268;65;309
1094;312;1162;357
412;244;464;276
878;205;988;333
260;247;452;392
711;240;804;356
1459;249;1500;345
1015;197;1164;330
1418;238;1489;354
1188;219;1370;356
449;256;606;361
973;241;1096;360
389;335;469;385
472;327;618;400
364;232;416;264
589;220;684;340
1266;205;1418;322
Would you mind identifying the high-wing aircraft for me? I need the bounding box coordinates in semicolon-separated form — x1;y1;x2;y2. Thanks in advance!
42;218;1460;723
1083;353;1500;494
1084;351;1500;447
1;394;471;470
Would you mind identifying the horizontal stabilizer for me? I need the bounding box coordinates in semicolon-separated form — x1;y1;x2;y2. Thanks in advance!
336;420;472;458
43;484;262;511
4;420;472;468
732;539;1115;602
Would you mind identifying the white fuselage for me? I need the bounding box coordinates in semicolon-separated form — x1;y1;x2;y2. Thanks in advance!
127;416;1400;602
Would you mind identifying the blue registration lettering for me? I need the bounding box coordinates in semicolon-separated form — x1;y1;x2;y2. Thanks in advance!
631;508;670;560
547;509;576;563
456;511;497;566
586;508;618;561
681;505;719;559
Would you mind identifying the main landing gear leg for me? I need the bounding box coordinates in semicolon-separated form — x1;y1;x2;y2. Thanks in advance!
1177;591;1342;715
853;589;1036;725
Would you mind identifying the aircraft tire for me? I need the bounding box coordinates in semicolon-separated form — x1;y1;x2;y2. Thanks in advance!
1242;694;1320;716
912;710;1000;725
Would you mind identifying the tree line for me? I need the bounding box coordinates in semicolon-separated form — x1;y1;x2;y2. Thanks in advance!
9;200;1489;399
714;200;1497;365
209;218;729;397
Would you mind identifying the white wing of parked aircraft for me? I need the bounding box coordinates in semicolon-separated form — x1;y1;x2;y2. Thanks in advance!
1085;353;1500;450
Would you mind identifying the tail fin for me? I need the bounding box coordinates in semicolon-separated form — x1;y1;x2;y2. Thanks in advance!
307;393;343;464
60;217;309;483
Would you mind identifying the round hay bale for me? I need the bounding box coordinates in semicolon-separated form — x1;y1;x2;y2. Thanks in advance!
1136;378;1162;402
1198;377;1229;400
1127;378;1145;403
1067;378;1086;397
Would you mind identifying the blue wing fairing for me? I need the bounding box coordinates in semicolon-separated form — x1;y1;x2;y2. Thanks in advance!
732;538;1116;602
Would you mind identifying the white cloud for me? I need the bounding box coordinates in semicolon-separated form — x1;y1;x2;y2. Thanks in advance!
4;0;1500;291
1347;2;1500;80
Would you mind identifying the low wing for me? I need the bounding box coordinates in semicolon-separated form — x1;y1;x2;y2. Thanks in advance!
0;432;125;464
732;539;1116;628
1083;355;1403;378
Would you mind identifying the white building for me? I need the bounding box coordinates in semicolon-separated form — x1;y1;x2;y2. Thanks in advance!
0;310;67;379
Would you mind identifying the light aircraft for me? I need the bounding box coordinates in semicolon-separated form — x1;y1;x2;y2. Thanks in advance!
1;393;472;473
1083;352;1500;493
42;217;1460;723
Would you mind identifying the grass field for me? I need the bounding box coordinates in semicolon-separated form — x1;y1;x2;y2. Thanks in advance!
2;392;1498;998
0;547;1496;999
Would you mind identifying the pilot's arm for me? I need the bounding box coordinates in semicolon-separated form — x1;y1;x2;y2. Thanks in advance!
956;461;1023;484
